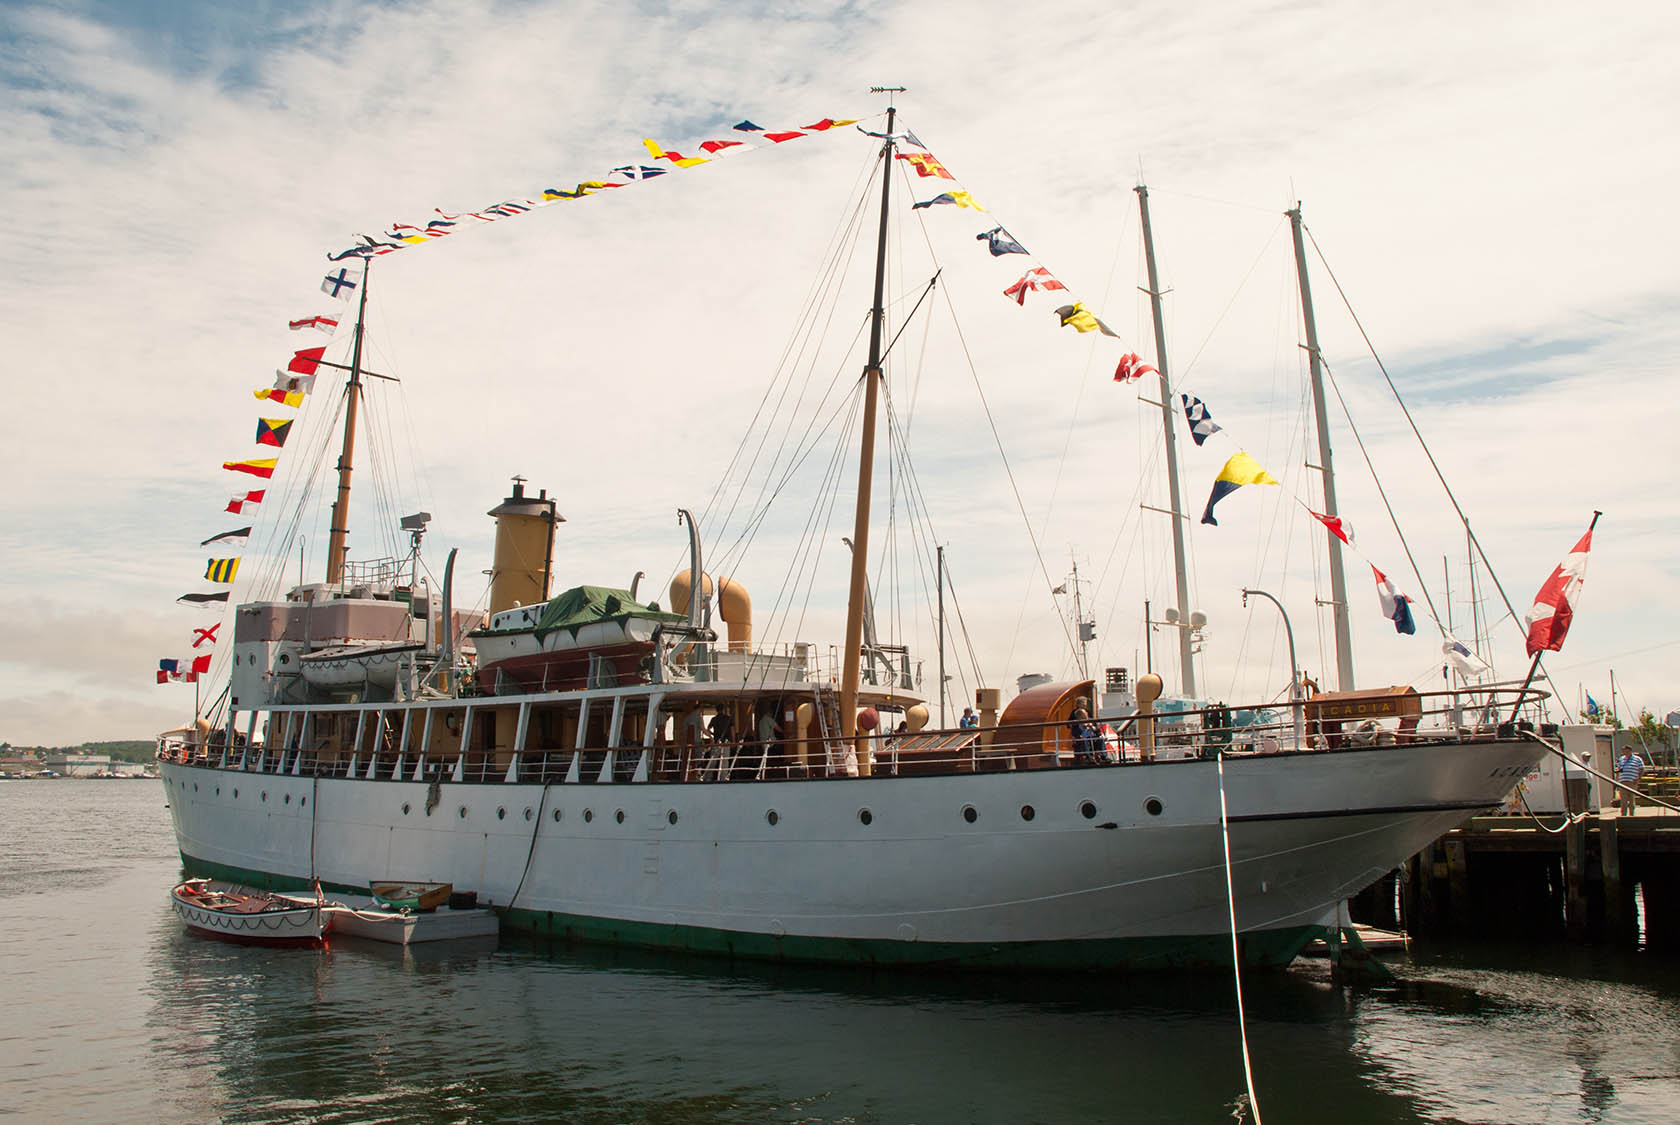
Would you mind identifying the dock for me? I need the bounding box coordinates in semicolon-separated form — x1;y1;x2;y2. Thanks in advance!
1365;806;1680;949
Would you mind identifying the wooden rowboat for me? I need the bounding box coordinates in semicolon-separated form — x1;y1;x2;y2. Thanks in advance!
171;879;328;946
369;881;452;912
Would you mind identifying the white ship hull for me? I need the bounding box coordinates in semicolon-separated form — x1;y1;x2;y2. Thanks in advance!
160;737;1539;969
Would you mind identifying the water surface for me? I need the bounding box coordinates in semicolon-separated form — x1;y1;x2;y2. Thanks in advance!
3;780;1677;1123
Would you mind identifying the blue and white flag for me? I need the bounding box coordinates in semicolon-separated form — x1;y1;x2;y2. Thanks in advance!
1181;394;1223;447
976;226;1028;256
1586;692;1602;720
1372;566;1416;635
1442;633;1490;678
613;165;668;180
321;266;360;299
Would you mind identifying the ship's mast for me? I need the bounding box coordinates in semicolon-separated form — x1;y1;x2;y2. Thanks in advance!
840;93;900;775
1288;206;1355;691
1068;557;1094;680
325;263;370;587
1135;185;1197;699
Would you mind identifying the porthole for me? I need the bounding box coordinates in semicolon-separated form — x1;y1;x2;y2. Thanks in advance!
300;796;307;807
858;808;873;826
497;806;507;820
260;791;267;803
524;807;534;822
1144;796;1164;817
766;809;779;826
583;809;594;823
1020;805;1035;821
1079;800;1097;820
458;806;468;819
193;783;198;792
232;789;239;799
614;809;625;824
552;808;562;822
667;809;679;826
962;805;979;823
215;787;221;796
284;793;291;805
402;802;411;815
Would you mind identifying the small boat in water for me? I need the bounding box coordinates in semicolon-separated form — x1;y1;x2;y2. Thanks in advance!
171;879;329;946
369;881;453;912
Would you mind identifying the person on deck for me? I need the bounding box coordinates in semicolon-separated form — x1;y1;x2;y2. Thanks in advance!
754;704;783;780
705;708;735;780
1070;707;1107;765
1616;747;1646;813
959;707;977;729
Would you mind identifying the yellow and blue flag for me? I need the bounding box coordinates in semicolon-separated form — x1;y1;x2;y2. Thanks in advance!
1200;452;1278;525
205;558;240;583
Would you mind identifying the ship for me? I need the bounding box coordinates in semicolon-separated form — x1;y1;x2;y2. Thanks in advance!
157;103;1550;971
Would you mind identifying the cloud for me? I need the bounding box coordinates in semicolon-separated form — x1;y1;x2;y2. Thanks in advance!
2;0;1678;743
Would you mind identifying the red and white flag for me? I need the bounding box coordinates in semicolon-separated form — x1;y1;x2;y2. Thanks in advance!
1113;353;1158;383
226;489;265;514
1309;509;1354;546
1523;517;1598;656
1002;267;1066;306
289;315;339;334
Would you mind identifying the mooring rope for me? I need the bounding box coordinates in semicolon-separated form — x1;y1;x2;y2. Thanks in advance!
506;781;554;912
1519;730;1680;816
1216;751;1262;1125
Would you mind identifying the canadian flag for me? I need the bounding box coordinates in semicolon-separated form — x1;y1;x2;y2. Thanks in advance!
1524;517;1598;656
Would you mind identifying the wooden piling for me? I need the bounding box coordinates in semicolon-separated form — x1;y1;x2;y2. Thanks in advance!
1445;838;1472;936
1564;818;1589;943
1599;816;1633;945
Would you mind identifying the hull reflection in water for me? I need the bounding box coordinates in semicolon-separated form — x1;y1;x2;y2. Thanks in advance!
142;924;1680;1125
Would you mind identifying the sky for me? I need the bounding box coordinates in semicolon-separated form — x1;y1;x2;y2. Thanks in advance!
2;0;1677;746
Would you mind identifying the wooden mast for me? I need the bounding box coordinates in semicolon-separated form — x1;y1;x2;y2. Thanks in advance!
325;263;370;586
839;95;900;776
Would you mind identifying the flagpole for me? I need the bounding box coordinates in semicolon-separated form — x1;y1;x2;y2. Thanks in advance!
1511;510;1602;725
1508;652;1545;727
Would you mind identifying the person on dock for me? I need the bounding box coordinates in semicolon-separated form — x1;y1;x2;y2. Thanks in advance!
1616;747;1646;814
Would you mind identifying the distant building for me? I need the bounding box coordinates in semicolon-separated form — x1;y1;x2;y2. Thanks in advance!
42;754;111;777
0;757;35;777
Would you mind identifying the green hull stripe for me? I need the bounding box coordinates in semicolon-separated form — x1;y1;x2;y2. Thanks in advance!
179;850;1323;972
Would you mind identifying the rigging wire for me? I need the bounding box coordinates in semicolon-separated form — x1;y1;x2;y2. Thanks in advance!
1302;226;1575;719
683;144;881;587
933;281;1081;662
1316;358;1441;626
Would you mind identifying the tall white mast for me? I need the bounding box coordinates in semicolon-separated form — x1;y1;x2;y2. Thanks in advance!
1134;185;1197;699
1288;205;1355;691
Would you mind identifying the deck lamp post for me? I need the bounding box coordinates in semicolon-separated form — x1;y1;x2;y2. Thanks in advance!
1242;587;1306;750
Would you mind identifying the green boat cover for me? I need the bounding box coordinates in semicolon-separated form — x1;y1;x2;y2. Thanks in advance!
496;585;685;643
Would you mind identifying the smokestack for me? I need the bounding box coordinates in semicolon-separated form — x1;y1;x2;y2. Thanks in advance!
487;478;562;616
